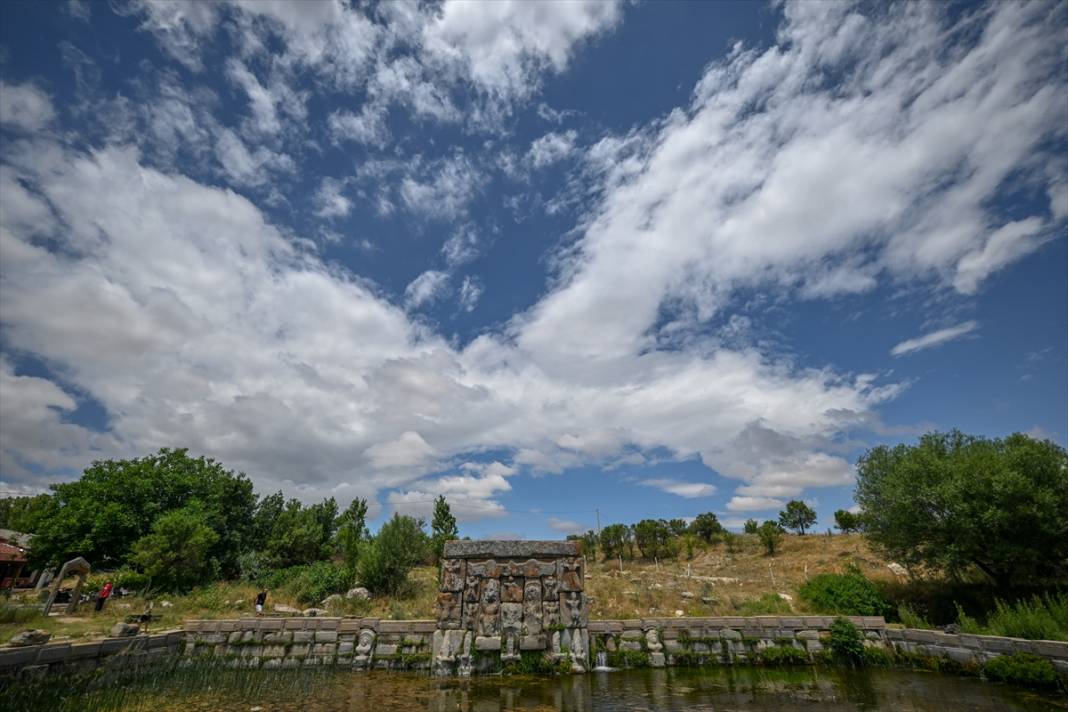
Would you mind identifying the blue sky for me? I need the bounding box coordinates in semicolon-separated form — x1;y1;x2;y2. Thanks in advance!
0;0;1064;538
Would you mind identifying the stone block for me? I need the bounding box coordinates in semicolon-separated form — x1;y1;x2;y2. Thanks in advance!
312;643;336;656
501;602;523;632
502;576;524;603
375;644;398;656
796;630;819;640
292;631;315;644
262;646;287;659
338;642;354;655
720;629;741;641
558;558;583;592
474;636;501;651
440;558;466;592
36;644;72;663
289;644;310;659
443;540;579;559
315;630;338;643
520;635;547;650
650;652;666;668
263;632;292;644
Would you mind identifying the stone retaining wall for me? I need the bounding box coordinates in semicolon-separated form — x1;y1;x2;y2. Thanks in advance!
3;617;1067;680
0;629;183;681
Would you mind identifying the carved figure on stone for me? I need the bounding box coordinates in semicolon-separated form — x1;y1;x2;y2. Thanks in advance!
562;591;586;627
542;575;559;600
559;558;583;591
355;629;376;655
478;602;500;637
501;602;523;632
436;591;462;629
481;577;499;604
523;579;542;602
463;576;480;602
440;558;465;592
543;601;561;628
501;575;524;603
645;629;663;652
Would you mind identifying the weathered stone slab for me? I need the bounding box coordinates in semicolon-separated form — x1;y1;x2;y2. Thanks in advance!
501;575;524;603
558;558;583;592
440;558;466;592
444;540;580;559
474;636;501;651
520;635;547;650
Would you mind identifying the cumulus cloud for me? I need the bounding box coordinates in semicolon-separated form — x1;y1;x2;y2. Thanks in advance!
639;478;717;498
891;321;979;357
547;517;586;535
528;129;578;168
727;496;785;512
404;270;450;309
0;81;56;132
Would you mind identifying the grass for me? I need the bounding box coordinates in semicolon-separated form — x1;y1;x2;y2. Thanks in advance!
957;593;1068;641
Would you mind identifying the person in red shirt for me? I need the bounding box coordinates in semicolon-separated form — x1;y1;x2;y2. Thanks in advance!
95;581;113;612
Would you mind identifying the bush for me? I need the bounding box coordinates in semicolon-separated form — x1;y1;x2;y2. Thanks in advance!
957;594;1068;641
86;568;152;594
262;561;352;606
0;601;40;625
983;653;1059;688
736;593;792;616
828;617;866;663
757;521;783;556
760;645;809;666
897;604;933;629
357;514;427;596
130;506;220;592
799;569;890;617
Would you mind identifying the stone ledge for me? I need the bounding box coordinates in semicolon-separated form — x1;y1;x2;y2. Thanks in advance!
443;540;579;559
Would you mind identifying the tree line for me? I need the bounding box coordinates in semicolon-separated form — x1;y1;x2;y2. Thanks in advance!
0;448;459;597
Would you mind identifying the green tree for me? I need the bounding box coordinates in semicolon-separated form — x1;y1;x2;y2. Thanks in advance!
430;496;458;564
358;514;427;596
335;498;369;574
690;512;724;543
130;505;220;591
581;530;599;558
264;497;338;569
834;509;861;534
779;500;817;535
634;519;672;559
599;523;630;560
758;520;783;556
28;448;256;575
855;431;1068;585
744;519;759;534
0;494;53;533
667;518;689;537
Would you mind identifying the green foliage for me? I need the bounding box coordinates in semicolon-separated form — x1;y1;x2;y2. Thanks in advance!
828;617;866;663
757;520;783;556
260;560;353;606
897;604;933;629
855;430;1068;585
834;509;861;533
130;505;220;591
735;593;793;616
862;646;894;666
262;497;338;570
798;568;891;616
430;496;458;565
580;530;599;558
957;594;1068;641
334;498;368;575
759;644;809;666
722;532;738;554
983;652;1060;688
0;493;52;533
666;518;689;537
606;648;651;668
599;523;631;560
633;519;673;559
86;567;151;594
743;519;759;534
357;514;427;596
0;600;40;624
690;512;724;543
28;448;257;576
779;500;817;535
502;650;569;675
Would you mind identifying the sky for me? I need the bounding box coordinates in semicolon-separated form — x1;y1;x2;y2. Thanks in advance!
0;0;1065;538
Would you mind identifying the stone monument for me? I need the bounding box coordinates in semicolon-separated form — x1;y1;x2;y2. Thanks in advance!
431;540;588;675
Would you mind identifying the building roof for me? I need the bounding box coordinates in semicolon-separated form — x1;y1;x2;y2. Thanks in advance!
0;542;27;563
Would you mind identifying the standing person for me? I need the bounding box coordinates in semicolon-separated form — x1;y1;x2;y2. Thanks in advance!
95;581;113;612
255;589;268;616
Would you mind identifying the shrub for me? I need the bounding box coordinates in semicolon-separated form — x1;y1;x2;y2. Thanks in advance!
983;653;1059;688
828;617;866;663
358;514;427;596
757;521;783;556
130;505;220;592
897;604;933;630
984;595;1068;641
0;601;40;625
799;569;890;616
760;645;809;666
263;561;352;606
736;593;792;616
743;519;759;534
862;646;894;666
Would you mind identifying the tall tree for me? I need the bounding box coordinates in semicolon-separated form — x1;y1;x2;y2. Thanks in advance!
779;500;817;535
430;495;458;564
690;512;724;543
856;431;1068;585
834;509;861;534
335;498;369;573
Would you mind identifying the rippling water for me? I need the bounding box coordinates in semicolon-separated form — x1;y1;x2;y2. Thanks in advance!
33;665;1063;712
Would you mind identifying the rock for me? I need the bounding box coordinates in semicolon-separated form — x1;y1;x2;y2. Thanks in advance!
777;593;793;602
110;622;140;638
681;592;694;599
160;601;173;608
346;587;371;600
9;629;50;647
887;562;908;577
701;597;714;604
674;609;684;617
320;594;343;609
942;623;961;634
302;608;325;617
273;604;300;614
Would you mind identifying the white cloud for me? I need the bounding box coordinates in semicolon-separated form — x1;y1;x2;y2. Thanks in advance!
891;320;979;357
327;105;390;148
727;496;785;512
313;177;352;219
639;478;717;498
404;270;450;309
528;130;578;168
441;226;481;267
214;127;294;187
0;81;56;132
547;517;586;535
458;276;483;312
399;154;481;220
